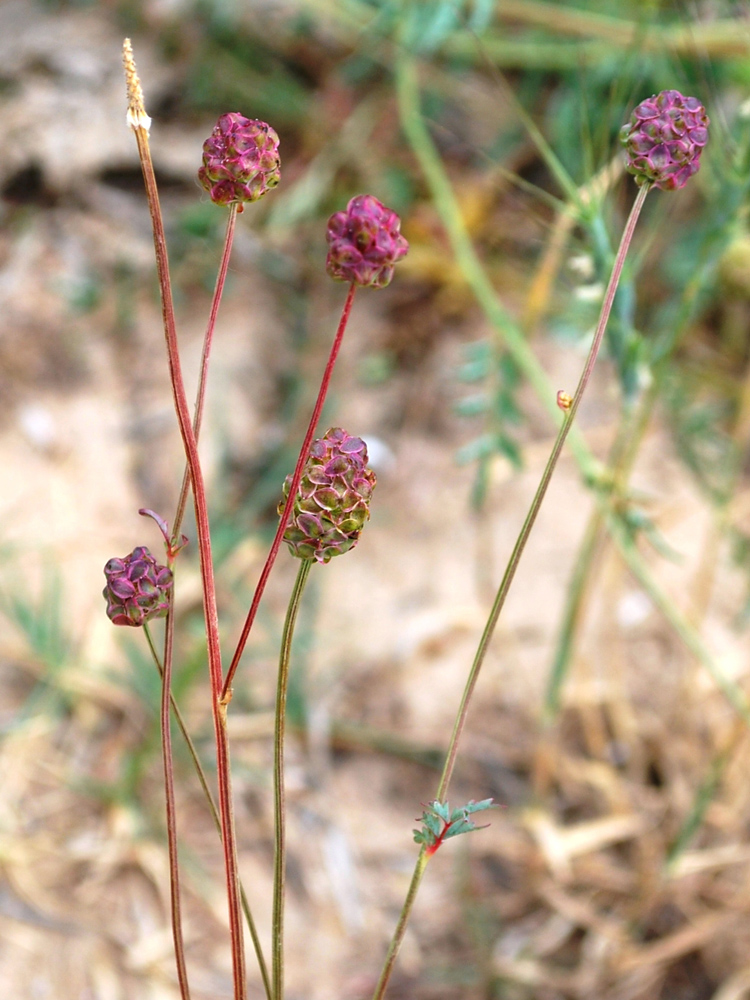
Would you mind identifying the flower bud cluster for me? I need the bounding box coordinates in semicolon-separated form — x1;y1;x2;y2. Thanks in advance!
326;194;409;288
279;428;376;564
103;546;173;627
620;90;709;191
198;113;280;206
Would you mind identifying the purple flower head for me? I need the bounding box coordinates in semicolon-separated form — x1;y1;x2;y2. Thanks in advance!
103;546;173;627
198;113;280;206
326;195;409;289
620;90;709;191
278;428;377;564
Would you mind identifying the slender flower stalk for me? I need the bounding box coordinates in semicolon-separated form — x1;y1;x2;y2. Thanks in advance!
270;428;375;1000
104;543;190;995
172;203;238;542
163;197;274;998
143;625;273;1000
440;182;648;798
155;207;240;989
371;851;429;1000
394;57;740;714
272;559;312;1000
371;180;650;1000
221;282;357;702
123;41;246;1000
147;607;190;1000
224;192;407;699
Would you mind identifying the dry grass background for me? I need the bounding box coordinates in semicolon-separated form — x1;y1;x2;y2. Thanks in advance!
2;2;750;999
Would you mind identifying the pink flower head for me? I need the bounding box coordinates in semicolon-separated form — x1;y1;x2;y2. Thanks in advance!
103;546;173;627
198;113;280;206
326;194;409;289
620;90;709;191
278;428;376;563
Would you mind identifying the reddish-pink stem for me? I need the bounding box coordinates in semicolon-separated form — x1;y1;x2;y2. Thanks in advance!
172;203;238;542
130;121;247;1000
221;282;357;702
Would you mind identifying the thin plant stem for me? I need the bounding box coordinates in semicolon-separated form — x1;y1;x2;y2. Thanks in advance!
665;748;727;874
371;181;649;1000
544;509;606;718
371;851;429;1000
123;42;246;1000
159;179;272;992
661;335;750;872
222;283;357;702
144;613;191;1000
438;182;649;800
172;204;238;542
522;156;623;333
143;626;273;1000
272;559;312;1000
395;51;750;723
543;196;748;720
543;397;648;719
605;512;750;725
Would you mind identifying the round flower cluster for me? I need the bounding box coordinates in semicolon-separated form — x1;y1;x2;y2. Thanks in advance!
326;194;409;288
198;112;280;206
103;546;173;627
620;90;709;191
279;428;376;564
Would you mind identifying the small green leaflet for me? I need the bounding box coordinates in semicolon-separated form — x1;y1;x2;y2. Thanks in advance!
413;798;496;856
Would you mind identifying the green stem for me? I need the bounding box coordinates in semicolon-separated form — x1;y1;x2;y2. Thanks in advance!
666;747;727;874
605;512;750;726
544;511;605;720
371;851;429;1000
395;47;594;471
272;560;312;1000
145;616;191;1000
371;163;648;1000
544;398;647;719
143;626;273;1000
396;50;750;729
438;182;649;801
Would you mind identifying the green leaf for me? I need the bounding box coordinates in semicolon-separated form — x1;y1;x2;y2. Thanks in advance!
468;0;493;32
455;393;490;417
465;798;495;813
458;357;491;382
495;434;523;471
431;800;451;822
456;433;496;465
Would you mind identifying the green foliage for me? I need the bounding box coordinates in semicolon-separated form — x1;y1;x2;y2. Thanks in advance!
413;798;496;854
455;343;523;508
0;557;75;725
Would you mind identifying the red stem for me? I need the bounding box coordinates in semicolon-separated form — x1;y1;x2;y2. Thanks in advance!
129;119;247;1000
172;203;238;542
221;282;357;702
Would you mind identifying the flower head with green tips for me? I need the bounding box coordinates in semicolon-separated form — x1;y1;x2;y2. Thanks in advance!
326;195;409;288
198;113;280;206
103;546;173;627
620;90;709;191
278;427;376;564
